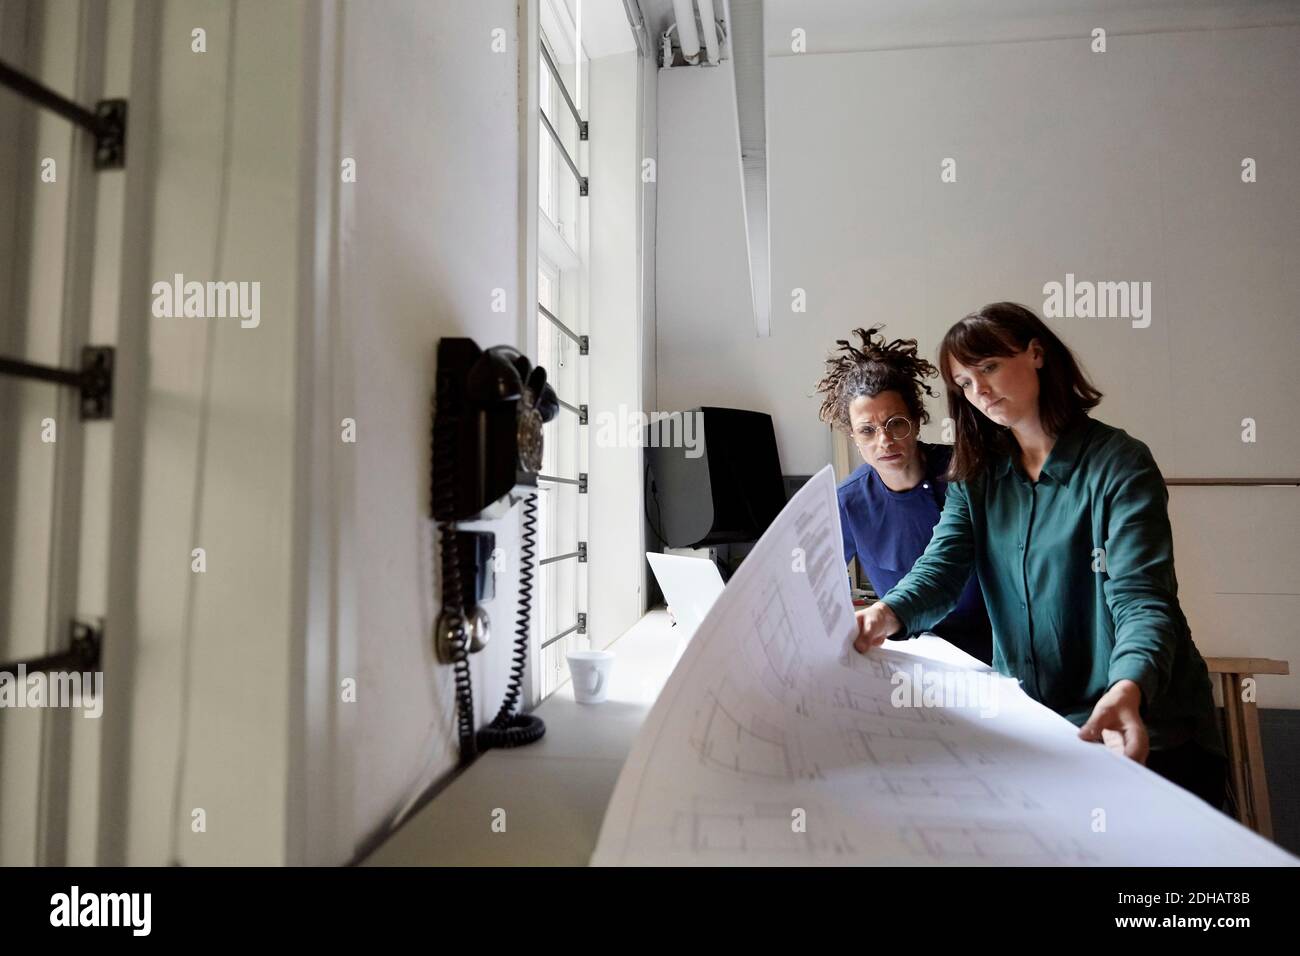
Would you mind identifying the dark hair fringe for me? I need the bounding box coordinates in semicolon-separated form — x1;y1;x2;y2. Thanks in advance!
938;302;1103;482
814;325;940;432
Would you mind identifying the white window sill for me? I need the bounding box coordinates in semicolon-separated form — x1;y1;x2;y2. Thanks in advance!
364;609;681;866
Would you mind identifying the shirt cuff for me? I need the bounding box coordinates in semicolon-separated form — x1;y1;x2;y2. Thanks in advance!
1107;657;1157;712
878;592;914;639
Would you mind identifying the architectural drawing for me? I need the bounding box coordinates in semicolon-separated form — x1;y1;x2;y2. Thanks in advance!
592;467;1298;866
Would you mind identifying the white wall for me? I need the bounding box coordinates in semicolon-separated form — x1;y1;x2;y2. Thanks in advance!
764;0;1300;55
658;24;1300;477
1170;485;1300;708
0;0;309;865
103;0;306;866
324;0;644;860
766;28;1300;478
0;0;90;866
2;0;548;867
655;62;755;431
654;17;1300;704
637;30;659;606
588;49;644;648
325;0;533;858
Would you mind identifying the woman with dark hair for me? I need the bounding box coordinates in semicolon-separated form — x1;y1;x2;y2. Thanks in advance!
817;326;992;665
853;303;1227;808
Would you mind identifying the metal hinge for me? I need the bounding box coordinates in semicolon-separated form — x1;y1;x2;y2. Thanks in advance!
578;472;588;493
0;617;103;678
578;541;587;562
579;335;589;355
0;61;127;170
0;345;114;420
577;612;587;635
93;99;128;169
578;404;588;425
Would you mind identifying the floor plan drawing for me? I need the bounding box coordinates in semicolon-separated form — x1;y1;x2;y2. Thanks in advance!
591;467;1298;866
690;688;793;780
899;818;1098;865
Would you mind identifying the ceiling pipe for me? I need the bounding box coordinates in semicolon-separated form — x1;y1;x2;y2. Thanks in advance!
696;0;720;65
671;0;701;64
621;0;651;57
726;0;771;337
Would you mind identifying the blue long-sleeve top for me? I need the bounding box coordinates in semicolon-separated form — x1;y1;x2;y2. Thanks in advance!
838;441;992;664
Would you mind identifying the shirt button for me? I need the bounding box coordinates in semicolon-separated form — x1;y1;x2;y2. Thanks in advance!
1018;544;1024;551
1020;602;1027;609
923;483;929;489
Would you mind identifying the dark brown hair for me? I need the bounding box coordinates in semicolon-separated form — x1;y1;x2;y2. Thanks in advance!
815;326;939;432
938;302;1103;481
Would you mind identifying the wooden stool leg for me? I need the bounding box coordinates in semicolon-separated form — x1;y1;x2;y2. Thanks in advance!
1239;688;1274;840
1220;673;1251;829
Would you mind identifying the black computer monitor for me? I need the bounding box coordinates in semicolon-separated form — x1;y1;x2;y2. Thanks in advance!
644;406;786;548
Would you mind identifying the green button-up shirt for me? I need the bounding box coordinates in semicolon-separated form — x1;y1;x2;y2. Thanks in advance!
881;416;1223;755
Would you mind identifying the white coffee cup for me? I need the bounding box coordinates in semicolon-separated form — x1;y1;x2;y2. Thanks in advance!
567;650;614;704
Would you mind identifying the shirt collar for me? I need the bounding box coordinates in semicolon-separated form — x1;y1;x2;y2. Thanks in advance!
1043;416;1095;482
994;415;1094;484
863;442;946;496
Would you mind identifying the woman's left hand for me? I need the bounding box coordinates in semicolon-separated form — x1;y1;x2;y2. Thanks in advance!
1078;679;1150;764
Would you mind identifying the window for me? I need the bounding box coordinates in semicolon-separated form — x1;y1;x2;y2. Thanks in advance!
538;42;557;227
533;2;590;700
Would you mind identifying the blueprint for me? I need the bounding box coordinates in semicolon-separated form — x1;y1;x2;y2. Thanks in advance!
592;466;1297;866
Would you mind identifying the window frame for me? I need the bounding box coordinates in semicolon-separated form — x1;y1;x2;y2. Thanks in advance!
530;3;590;703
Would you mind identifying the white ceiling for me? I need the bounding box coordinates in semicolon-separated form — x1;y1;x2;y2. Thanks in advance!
560;0;640;57
764;0;1300;54
631;0;1300;58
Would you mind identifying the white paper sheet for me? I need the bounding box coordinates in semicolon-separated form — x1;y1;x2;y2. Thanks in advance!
592;466;1296;866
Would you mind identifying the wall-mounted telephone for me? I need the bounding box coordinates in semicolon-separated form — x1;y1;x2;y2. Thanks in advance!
431;338;559;763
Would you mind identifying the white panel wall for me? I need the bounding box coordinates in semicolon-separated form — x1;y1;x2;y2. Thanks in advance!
115;0;306;865
588;49;644;648
1170;486;1300;708
1;0;645;865
655;63;756;420
637;36;658;607
0;0;81;866
654;20;1300;705
334;0;528;856
658;26;1300;477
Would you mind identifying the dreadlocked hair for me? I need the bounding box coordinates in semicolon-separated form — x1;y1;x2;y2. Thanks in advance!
814;325;940;432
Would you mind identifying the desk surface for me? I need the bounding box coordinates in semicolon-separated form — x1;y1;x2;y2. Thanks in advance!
364;610;685;866
363;613;990;866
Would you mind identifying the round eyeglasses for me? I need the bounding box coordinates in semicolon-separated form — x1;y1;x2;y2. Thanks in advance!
853;415;913;445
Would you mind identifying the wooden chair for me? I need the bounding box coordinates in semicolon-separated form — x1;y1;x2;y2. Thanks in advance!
1205;657;1291;838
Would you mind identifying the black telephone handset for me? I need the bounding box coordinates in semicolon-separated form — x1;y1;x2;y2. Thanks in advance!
432;338;560;762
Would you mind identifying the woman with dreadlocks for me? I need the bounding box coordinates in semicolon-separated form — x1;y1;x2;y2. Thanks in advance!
816;325;992;664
